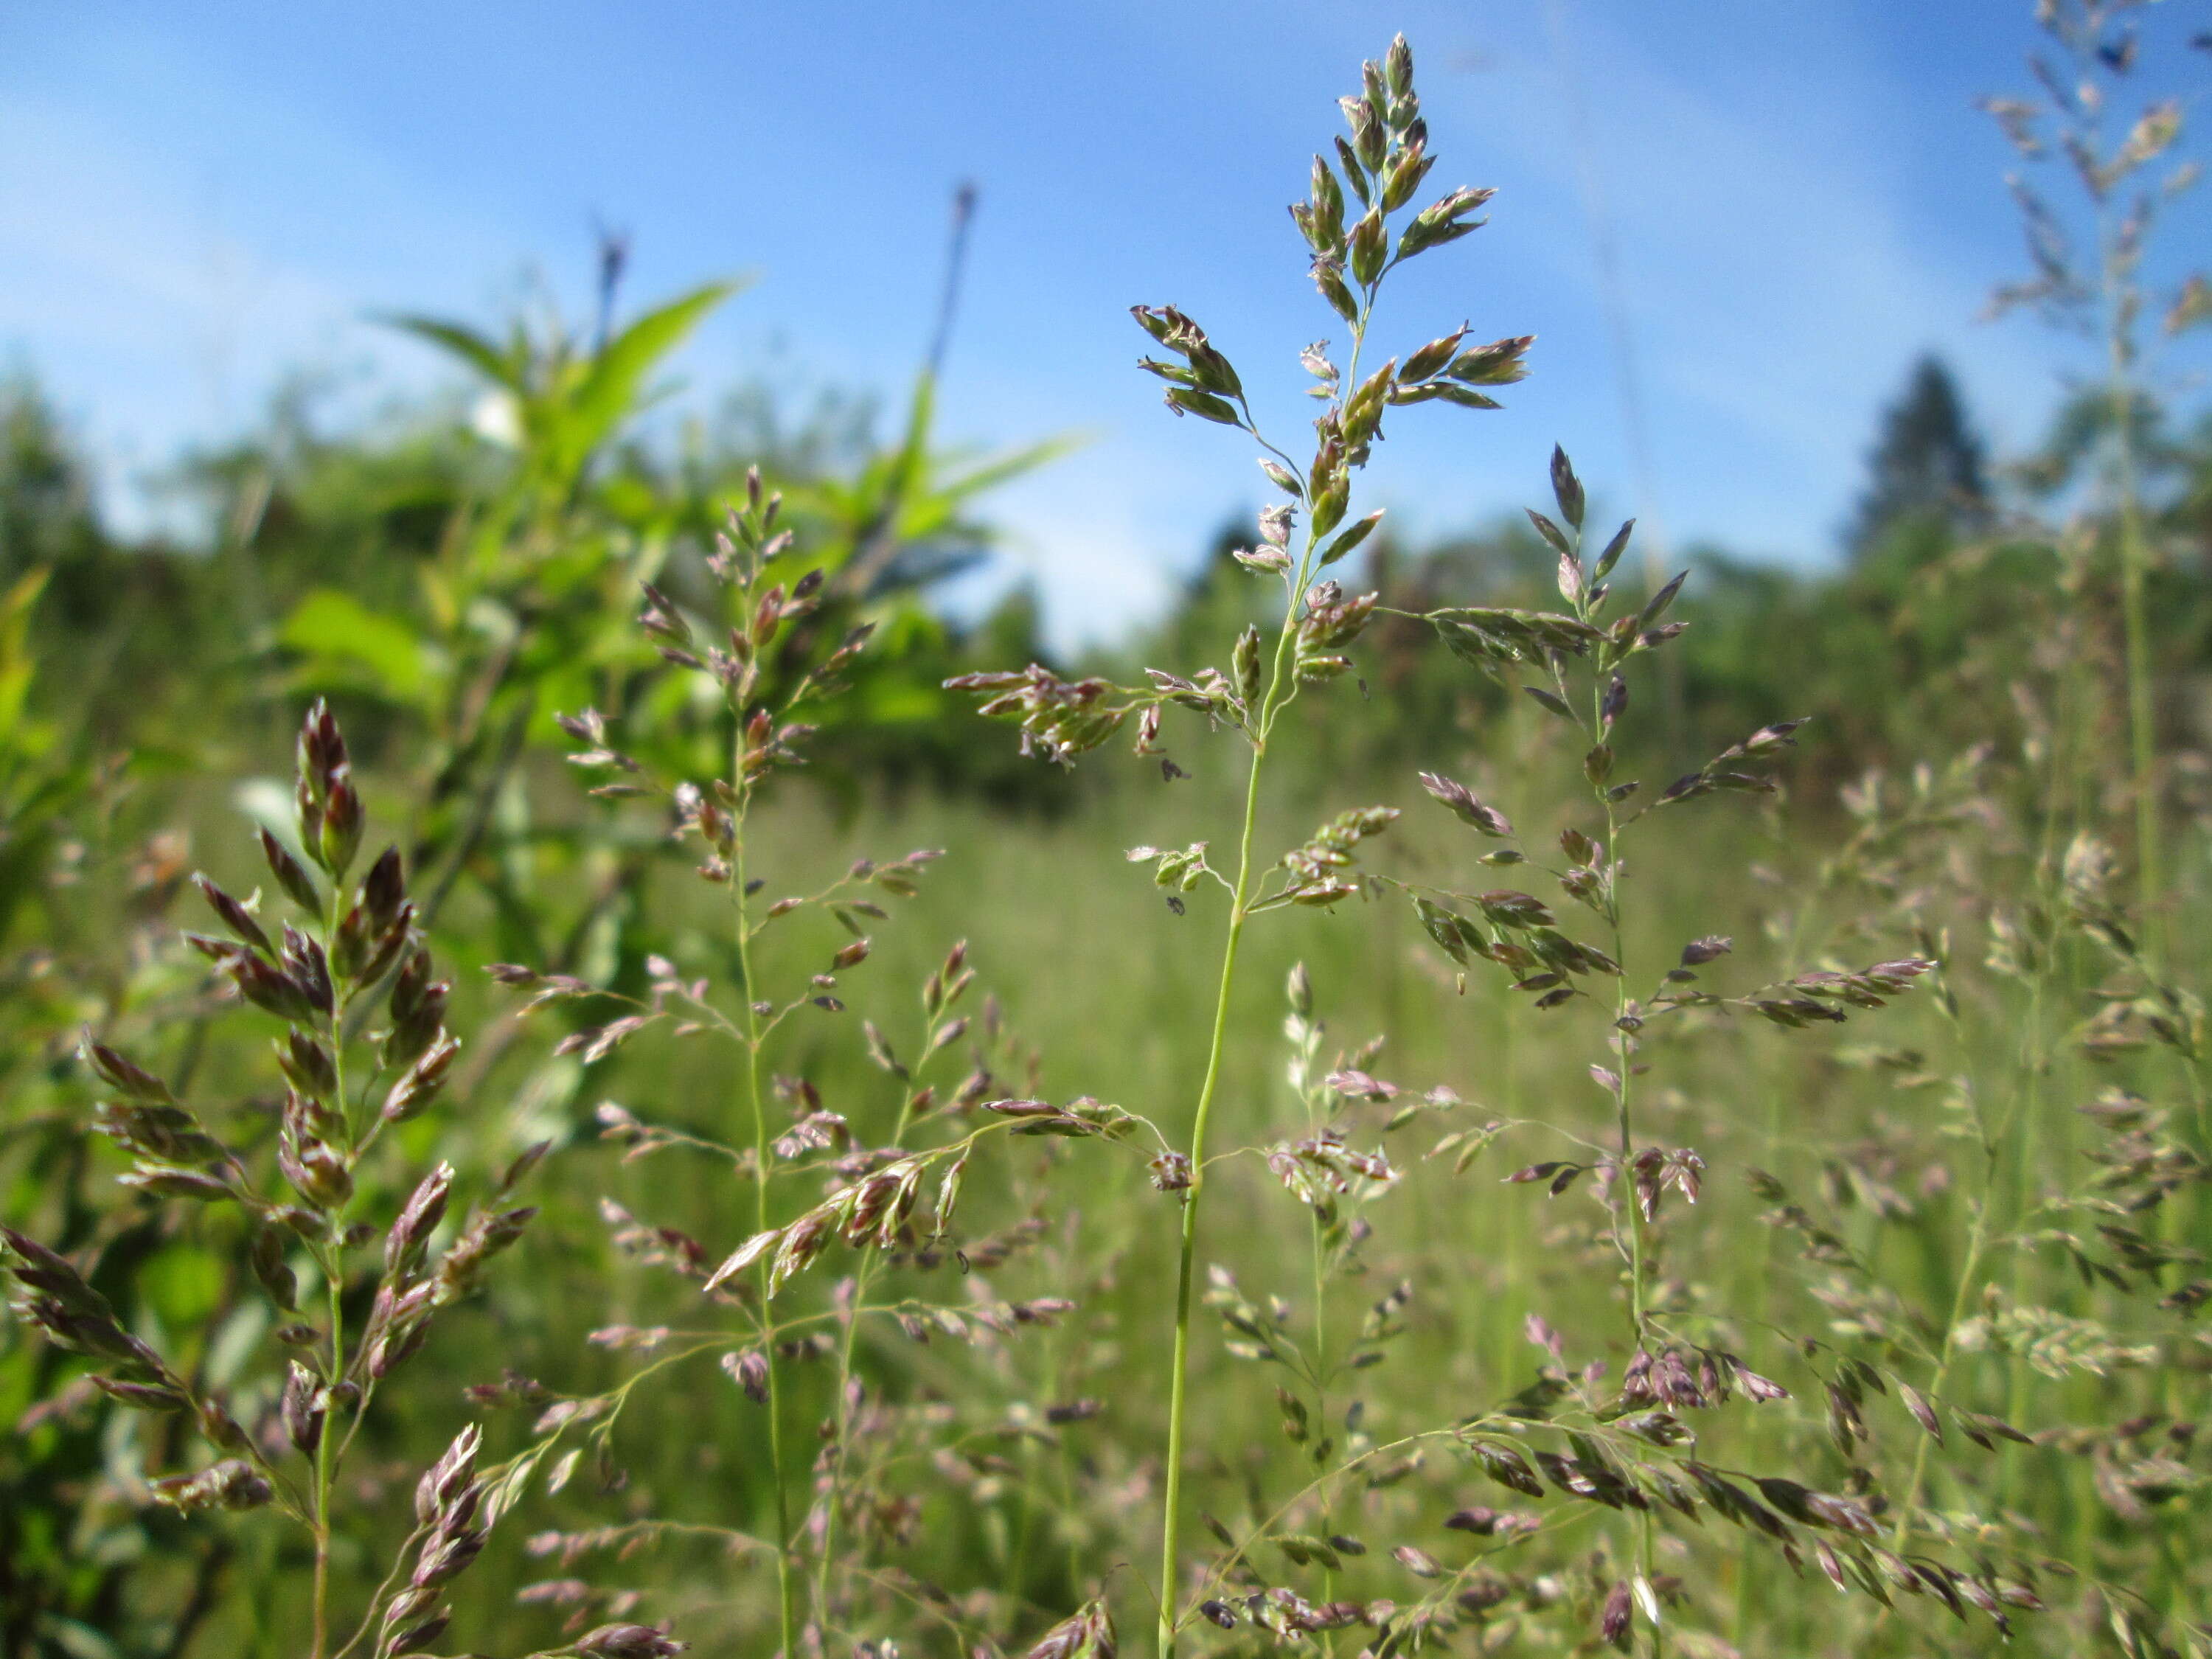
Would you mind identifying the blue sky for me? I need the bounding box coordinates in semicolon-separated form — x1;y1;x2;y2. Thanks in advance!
4;1;2206;644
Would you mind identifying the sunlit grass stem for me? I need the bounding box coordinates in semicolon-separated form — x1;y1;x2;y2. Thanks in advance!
1157;307;1369;1659
731;769;801;1659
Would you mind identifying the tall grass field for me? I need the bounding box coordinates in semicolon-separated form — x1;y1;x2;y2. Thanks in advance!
5;8;2212;1658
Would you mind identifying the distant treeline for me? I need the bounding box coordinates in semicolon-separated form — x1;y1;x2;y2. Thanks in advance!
4;347;2209;811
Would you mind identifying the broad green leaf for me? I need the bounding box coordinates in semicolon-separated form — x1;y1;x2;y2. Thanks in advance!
0;566;49;743
282;588;441;706
563;277;748;470
378;314;523;392
933;433;1088;507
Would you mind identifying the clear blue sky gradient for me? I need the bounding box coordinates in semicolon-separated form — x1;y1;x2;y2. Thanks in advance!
4;2;2206;643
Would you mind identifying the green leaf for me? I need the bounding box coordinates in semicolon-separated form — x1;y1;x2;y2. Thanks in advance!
0;566;50;743
281;589;440;706
378;314;522;392
564;278;748;467
935;433;1089;506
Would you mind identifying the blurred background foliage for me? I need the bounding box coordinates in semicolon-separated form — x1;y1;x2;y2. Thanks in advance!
15;317;2211;825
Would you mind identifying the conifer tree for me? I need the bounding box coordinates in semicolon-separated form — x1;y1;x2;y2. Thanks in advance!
1846;353;1992;560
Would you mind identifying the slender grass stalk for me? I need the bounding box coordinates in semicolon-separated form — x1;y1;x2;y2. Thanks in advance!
813;1012;943;1628
1890;1214;1989;1554
1295;970;1340;1645
1307;1201;1334;1630
1598;728;1648;1352
2106;296;2160;960
1587;540;1659;1659
938;52;1528;1641
730;813;801;1659
311;938;348;1659
1156;749;1267;1659
1155;286;1377;1659
1889;978;2006;1554
1865;984;2004;1659
1007;1285;1082;1610
1735;831;1831;1649
1998;965;2048;1512
310;1266;341;1657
